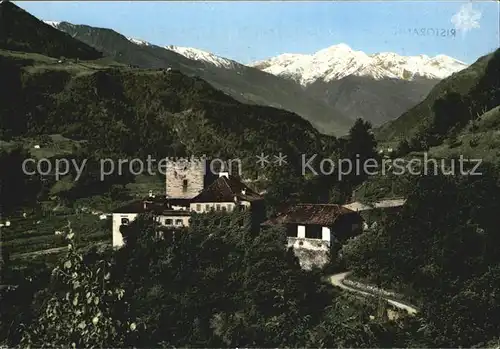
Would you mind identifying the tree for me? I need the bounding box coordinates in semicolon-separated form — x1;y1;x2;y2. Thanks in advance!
341;118;379;189
395;139;411;156
344;166;500;347
0;146;42;214
264;164;306;216
20;223;139;348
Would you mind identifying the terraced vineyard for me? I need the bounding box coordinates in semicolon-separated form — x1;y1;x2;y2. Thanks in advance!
1;212;111;257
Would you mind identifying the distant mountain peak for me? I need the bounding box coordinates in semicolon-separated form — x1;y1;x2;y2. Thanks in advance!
43;20;61;28
126;37;151;46
164;45;237;69
249;45;468;85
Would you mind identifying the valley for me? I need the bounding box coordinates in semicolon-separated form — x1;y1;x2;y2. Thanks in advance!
1;1;500;348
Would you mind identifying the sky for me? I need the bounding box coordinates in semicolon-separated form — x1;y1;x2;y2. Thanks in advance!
17;1;500;64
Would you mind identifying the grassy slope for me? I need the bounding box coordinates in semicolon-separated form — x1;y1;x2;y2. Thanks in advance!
428;106;500;162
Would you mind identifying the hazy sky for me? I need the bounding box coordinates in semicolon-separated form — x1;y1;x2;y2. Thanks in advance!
17;1;500;64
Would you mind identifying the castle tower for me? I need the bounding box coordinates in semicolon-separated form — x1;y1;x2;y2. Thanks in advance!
165;157;207;199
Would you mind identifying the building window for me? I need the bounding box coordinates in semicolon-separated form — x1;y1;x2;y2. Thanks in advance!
222;206;227;212
216;204;221;211
227;205;232;212
205;204;210;212
196;204;201;212
121;218;129;225
306;226;322;239
165;219;173;225
238;204;245;212
175;219;183;226
182;179;188;192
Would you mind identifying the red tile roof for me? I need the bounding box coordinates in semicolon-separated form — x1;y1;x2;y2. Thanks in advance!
190;176;262;203
262;204;355;226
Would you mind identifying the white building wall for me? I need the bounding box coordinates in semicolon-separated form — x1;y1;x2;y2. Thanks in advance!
321;226;331;241
112;213;138;248
297;225;306;238
112;213;190;248
189;201;250;213
156;214;190;227
287;237;329;251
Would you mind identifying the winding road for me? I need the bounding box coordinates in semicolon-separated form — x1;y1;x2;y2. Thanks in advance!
329;272;418;315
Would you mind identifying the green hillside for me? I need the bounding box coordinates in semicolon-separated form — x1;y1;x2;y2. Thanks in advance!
376;49;500;147
48;21;353;135
0;2;102;60
427;106;500;162
0;48;326;172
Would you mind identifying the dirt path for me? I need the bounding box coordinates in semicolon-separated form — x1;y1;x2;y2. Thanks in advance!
329;271;418;315
11;242;110;260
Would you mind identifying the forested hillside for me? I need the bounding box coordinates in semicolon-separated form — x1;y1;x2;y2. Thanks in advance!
343;166;500;347
0;2;102;60
49;21;353;135
0;48;329;164
377;49;500;153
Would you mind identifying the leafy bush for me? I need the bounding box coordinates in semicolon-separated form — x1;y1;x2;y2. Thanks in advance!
19;223;138;348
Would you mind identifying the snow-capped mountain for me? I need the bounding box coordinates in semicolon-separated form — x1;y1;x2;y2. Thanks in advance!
126;37;151;46
122;36;239;69
44;20;61;28
164;45;238;69
250;44;468;85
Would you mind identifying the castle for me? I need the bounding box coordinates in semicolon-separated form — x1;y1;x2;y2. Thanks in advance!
111;157;263;248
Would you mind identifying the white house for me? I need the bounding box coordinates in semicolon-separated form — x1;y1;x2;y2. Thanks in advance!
262;204;363;250
112;198;191;248
189;172;261;213
261;204;363;269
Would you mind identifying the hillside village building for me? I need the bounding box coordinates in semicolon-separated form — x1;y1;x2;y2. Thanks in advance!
262;204;363;248
112;158;263;248
262;204;363;269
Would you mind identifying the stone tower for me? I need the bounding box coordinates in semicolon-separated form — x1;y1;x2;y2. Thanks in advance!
165;157;207;199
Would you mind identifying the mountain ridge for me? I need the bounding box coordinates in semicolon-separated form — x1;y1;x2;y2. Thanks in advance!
249;43;468;85
44;19;470;128
42;21;354;135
